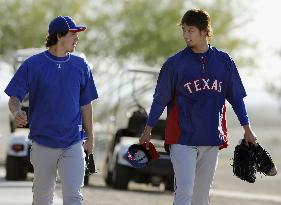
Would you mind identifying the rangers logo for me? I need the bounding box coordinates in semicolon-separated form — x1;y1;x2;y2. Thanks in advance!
184;78;222;94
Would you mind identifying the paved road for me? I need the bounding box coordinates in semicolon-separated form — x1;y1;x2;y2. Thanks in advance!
0;168;62;205
0;159;281;205
1;104;281;205
81;159;281;205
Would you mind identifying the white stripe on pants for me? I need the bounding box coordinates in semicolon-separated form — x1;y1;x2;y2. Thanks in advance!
30;141;85;205
170;145;219;205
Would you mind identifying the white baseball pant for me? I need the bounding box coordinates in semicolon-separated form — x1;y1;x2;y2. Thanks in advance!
30;140;85;205
170;144;219;205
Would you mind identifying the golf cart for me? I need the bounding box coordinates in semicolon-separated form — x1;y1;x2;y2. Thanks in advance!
103;69;174;191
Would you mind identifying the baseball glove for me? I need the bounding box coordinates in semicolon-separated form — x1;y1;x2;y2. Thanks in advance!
232;140;278;183
232;139;257;183
85;153;96;176
254;143;277;176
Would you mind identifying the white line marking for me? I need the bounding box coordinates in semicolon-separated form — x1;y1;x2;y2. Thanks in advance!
211;189;281;203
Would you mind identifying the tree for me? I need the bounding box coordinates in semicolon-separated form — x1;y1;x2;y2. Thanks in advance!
0;0;88;60
87;0;255;67
0;0;254;67
0;0;258;120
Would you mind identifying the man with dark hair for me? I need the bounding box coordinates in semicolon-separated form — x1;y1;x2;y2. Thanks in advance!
139;9;258;205
5;16;98;205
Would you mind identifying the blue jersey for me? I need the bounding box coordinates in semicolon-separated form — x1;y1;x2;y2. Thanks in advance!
5;51;98;148
147;46;246;148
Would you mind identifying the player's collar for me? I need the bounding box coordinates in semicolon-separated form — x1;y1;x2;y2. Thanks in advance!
44;50;70;62
186;44;213;61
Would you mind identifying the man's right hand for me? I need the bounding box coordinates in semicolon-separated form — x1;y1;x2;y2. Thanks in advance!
14;110;28;127
139;125;152;149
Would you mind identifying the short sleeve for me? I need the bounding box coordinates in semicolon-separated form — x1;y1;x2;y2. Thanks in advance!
80;65;98;106
4;61;29;102
226;58;247;105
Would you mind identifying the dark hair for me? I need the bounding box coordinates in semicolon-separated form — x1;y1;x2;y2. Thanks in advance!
45;30;68;47
180;9;213;41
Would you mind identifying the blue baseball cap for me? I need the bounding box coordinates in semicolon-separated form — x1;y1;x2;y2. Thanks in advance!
124;142;160;169
48;16;86;35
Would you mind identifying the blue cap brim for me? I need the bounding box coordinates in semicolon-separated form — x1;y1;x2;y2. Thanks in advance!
69;26;86;32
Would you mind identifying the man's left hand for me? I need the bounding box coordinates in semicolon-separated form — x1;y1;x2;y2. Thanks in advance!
243;129;257;146
83;137;94;154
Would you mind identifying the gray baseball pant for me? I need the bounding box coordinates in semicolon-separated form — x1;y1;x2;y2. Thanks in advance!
170;145;219;205
30;140;85;205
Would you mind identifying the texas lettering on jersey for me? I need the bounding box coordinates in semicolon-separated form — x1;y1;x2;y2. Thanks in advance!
184;78;222;94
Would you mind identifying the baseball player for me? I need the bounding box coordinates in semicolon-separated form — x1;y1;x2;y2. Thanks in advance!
139;9;257;205
5;16;98;205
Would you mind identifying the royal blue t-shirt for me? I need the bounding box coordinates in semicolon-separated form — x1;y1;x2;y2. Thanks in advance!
147;46;247;147
5;51;98;148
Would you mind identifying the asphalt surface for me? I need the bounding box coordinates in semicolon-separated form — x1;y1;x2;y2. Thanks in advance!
0;104;281;205
1;159;280;205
